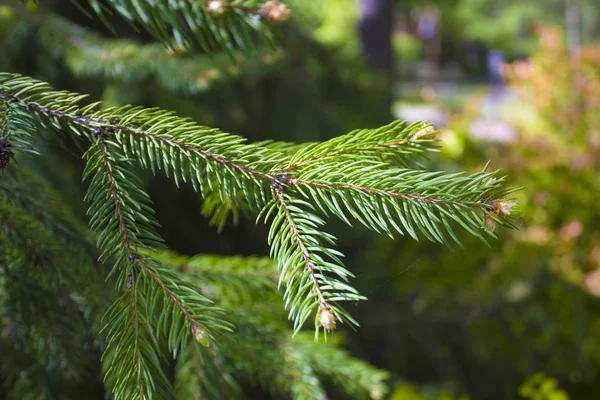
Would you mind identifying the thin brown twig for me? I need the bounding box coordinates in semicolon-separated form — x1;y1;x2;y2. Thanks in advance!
98;133;146;392
273;183;327;309
140;262;202;328
0;90;488;210
129;271;144;394
0;91;276;183
97;135;133;253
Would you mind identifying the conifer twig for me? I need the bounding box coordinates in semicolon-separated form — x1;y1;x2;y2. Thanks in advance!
273;183;328;309
1;73;518;338
97;133;134;256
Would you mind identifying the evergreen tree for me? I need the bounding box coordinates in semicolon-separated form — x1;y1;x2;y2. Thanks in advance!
0;1;518;399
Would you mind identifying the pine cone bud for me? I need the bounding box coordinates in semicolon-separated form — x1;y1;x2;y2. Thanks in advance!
193;324;209;346
492;199;517;216
263;1;290;22
318;306;336;332
206;0;226;16
411;125;435;141
0;137;13;170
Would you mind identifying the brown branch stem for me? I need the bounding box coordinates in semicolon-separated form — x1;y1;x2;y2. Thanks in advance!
97;135;133;254
0;90;487;210
140;262;202;328
129;273;144;393
0;91;275;184
273;184;328;309
98;134;146;391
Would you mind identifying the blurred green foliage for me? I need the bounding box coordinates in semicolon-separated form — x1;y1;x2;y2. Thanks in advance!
396;0;600;64
519;373;570;400
390;382;470;400
356;23;599;399
453;0;600;53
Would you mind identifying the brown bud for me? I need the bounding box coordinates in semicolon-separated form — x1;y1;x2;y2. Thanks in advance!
206;0;226;15
411;125;435;141
318;307;336;332
193;324;209;346
492;199;517;216
263;1;290;22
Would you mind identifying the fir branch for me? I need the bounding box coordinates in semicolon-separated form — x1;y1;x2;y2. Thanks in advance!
0;73;518;334
284;347;328;400
98;135;134;256
84;134;229;398
37;15;283;94
0;75;284;212
288;162;517;244
84;137;172;398
266;184;364;334
209;316;388;400
274;184;328;308
0;99;39;163
280;120;437;172
102;283;174;400
175;342;242;400
156;251;279;302
0;78;281;189
289;335;389;399
0;194;98;398
0;166;95;251
201;190;241;231
143;260;232;357
74;0;287;55
83;136;163;268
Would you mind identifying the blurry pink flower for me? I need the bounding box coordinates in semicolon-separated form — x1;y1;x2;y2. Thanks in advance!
559;220;583;242
485;215;497;232
591;245;600;268
534;191;549;206
589;133;600;149
521;226;550;245
585;270;600;297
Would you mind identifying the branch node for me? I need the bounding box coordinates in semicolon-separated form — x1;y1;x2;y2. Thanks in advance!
128;252;140;264
0;136;14;170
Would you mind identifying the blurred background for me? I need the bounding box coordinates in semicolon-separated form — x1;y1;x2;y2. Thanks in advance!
1;0;600;399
